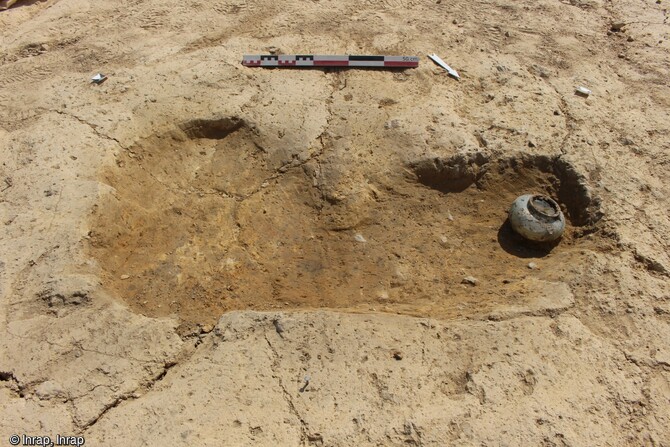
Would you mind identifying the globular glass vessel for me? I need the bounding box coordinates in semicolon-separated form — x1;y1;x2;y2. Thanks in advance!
508;194;566;242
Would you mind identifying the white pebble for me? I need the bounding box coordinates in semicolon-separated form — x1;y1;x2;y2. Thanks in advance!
462;276;478;286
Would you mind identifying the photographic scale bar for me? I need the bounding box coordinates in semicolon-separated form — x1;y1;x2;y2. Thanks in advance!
242;55;420;68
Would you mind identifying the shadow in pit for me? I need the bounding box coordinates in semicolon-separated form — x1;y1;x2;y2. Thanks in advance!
409;152;602;260
497;219;560;258
1;0;46;10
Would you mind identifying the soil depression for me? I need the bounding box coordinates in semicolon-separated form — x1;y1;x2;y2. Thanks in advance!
89;116;604;325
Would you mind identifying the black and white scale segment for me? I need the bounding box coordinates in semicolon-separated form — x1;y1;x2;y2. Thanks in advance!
242;54;419;68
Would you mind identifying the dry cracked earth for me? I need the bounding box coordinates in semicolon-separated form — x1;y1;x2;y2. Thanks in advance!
1;0;669;445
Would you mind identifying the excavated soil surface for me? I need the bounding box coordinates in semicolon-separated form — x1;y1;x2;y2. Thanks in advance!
90;117;603;324
2;0;670;443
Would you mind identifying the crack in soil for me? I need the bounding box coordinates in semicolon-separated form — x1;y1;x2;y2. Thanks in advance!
78;346;194;433
544;81;578;156
52;109;126;149
0;370;24;398
78;391;135;432
264;331;312;444
5;327;168;364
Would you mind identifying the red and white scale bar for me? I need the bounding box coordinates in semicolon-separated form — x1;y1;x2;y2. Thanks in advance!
242;54;419;68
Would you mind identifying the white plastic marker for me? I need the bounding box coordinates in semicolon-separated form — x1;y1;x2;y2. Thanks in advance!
90;73;108;84
242;54;419;68
427;54;460;80
575;86;592;97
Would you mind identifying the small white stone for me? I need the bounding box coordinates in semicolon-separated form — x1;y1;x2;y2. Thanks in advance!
223;258;238;270
354;234;367;243
575;86;592;96
120;274;130;280
35;381;64;400
462;276;478;286
528;262;537;270
384;119;401;129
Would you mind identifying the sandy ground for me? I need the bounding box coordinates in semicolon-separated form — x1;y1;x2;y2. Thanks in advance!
1;0;669;445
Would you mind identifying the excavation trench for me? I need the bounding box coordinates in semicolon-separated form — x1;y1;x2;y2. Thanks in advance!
89;117;604;325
